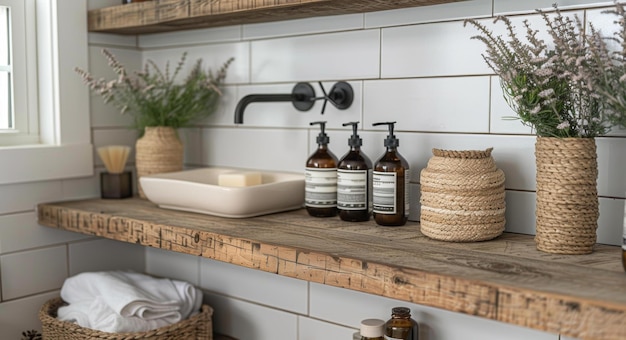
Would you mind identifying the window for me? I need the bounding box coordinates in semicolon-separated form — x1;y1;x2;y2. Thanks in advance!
0;6;10;129
0;0;92;185
0;0;38;146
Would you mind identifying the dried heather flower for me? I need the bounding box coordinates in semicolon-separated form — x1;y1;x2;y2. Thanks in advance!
464;4;612;137
75;49;234;135
583;2;626;129
557;121;571;129
538;88;555;98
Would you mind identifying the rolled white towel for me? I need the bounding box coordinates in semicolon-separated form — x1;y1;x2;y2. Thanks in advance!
58;296;171;333
56;300;91;328
58;271;203;333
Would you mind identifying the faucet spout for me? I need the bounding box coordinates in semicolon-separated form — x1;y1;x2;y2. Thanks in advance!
234;94;295;124
234;82;316;124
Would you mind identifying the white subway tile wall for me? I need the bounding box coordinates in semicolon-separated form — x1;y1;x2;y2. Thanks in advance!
5;0;625;339
250;30;381;83
298;316;358;340
381;21;490;77
145;247;201;286
204;292;299;339
362;78;491;133
0;246;67;300
0;213;88;254
68;239;145;276
0;180;63;214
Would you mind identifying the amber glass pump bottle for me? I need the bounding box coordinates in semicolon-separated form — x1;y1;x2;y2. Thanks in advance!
305;121;338;217
384;307;419;340
337;121;372;222
372;122;409;226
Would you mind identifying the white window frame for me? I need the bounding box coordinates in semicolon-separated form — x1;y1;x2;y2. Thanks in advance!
0;0;38;144
0;0;93;185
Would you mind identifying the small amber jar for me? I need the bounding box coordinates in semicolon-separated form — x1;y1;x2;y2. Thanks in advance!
384;307;419;340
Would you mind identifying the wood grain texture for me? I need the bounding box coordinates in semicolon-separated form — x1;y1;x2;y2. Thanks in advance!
37;198;626;339
88;0;464;34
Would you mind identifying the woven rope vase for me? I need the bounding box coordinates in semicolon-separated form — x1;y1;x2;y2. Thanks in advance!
534;137;598;254
136;126;183;198
420;148;506;242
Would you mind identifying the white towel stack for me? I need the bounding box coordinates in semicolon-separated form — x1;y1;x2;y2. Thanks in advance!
57;271;203;333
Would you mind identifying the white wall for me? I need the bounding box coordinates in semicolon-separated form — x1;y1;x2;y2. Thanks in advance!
1;0;623;339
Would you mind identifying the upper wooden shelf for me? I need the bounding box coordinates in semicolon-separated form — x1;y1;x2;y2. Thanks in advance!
38;198;626;339
88;0;463;35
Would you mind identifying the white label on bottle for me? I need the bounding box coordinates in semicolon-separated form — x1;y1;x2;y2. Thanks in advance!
405;169;410;217
305;168;337;208
383;336;404;340
373;171;397;214
337;169;369;210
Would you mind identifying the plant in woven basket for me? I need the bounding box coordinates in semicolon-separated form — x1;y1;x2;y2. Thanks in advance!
76;49;233;135
464;5;612;138
464;6;615;254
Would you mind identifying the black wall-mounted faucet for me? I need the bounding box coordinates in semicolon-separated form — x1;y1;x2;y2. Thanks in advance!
234;81;354;124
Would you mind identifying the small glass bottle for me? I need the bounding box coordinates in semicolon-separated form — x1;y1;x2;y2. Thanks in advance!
338;121;372;222
360;318;385;340
384;307;419;340
305;121;338;217
372;122;410;226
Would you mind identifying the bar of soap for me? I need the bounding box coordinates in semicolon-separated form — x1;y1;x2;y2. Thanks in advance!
218;172;262;187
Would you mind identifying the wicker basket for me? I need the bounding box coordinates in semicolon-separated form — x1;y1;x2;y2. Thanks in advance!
136;126;184;198
420;148;506;242
39;297;213;340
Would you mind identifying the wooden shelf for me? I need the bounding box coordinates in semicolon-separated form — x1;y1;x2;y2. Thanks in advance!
38;198;626;339
88;0;463;35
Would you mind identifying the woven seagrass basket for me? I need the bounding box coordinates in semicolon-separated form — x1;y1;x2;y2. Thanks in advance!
420;148;506;242
39;297;213;340
136;126;184;199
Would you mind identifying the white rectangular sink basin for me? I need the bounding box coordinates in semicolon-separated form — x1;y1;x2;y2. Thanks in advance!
140;167;305;218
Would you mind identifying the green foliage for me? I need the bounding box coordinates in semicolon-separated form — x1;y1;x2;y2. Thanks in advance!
464;5;609;137
76;49;233;135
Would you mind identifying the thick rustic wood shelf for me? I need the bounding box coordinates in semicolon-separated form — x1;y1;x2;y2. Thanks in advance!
38;198;625;339
88;0;463;35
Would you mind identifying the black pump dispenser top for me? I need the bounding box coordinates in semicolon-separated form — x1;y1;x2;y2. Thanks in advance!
343;121;362;148
373;121;399;148
310;121;330;146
